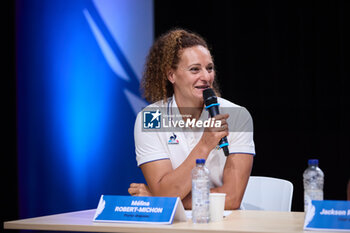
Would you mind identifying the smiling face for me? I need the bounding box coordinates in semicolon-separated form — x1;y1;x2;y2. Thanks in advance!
168;45;215;107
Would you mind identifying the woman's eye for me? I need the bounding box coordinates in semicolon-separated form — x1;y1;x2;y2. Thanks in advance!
190;67;200;73
207;66;214;72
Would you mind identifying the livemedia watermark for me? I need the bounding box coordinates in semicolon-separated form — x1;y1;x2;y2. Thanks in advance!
140;107;253;132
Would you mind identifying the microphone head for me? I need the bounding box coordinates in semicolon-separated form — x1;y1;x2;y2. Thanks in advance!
203;88;217;106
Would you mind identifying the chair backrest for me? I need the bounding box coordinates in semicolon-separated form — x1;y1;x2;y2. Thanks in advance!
241;176;293;211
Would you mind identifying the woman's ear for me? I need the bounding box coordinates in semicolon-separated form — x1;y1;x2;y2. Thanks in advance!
167;70;175;84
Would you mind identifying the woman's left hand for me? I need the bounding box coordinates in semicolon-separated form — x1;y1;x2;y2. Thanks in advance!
128;183;152;196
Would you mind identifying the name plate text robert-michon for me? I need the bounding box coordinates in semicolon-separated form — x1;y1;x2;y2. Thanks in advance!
93;195;186;224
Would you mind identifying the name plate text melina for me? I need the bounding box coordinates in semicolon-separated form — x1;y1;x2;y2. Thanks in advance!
93;195;186;224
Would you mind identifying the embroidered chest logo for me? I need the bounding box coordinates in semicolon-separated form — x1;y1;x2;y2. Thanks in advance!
168;133;179;144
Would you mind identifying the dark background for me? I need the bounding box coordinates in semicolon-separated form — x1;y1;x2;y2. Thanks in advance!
3;0;349;230
3;0;18;230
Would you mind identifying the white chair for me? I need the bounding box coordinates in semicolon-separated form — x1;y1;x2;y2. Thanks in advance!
241;176;293;211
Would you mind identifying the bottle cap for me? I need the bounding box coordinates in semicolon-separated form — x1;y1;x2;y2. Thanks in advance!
308;159;319;166
196;159;205;164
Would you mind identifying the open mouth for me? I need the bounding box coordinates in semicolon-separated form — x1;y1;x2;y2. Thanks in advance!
194;85;210;90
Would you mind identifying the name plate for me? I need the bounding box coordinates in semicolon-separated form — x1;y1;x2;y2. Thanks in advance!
93;195;187;224
304;200;350;231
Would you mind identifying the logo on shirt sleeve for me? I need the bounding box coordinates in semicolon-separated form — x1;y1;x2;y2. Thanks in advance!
143;110;161;129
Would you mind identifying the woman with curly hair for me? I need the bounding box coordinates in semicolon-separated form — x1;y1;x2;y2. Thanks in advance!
128;28;255;210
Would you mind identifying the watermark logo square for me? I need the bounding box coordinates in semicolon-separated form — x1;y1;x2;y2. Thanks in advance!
143;110;161;129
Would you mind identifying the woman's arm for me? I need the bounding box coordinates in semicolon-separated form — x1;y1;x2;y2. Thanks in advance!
140;137;217;199
128;154;253;210
211;153;253;210
172;153;253;210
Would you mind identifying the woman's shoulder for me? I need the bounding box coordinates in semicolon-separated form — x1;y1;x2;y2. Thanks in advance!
136;98;169;118
217;97;252;119
217;97;243;108
143;98;169;109
218;97;253;129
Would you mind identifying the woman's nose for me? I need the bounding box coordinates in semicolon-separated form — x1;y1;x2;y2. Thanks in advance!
201;69;212;81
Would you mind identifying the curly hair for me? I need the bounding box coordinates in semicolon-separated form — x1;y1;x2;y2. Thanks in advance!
141;28;220;103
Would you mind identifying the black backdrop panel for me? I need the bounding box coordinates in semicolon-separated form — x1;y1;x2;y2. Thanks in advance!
154;0;349;211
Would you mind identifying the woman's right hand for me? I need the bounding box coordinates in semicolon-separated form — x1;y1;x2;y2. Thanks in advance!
128;183;152;196
199;113;229;152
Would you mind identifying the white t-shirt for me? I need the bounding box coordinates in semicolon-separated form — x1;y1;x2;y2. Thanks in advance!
134;95;255;188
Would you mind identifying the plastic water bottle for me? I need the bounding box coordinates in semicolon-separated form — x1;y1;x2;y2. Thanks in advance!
303;159;324;212
192;158;210;223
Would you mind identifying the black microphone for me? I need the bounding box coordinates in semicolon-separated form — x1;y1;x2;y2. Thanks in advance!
203;88;230;156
